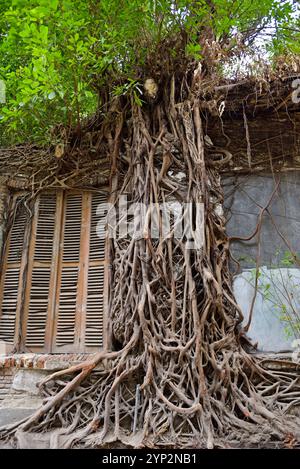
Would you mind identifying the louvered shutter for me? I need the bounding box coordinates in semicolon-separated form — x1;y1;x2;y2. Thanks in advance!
89;193;106;262
23;194;59;351
84;192;107;349
53;193;82;352
0;269;21;343
0;197;30;344
0;189;108;353
53;191;108;352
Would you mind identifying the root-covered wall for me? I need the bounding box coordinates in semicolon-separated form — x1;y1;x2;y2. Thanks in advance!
223;172;300;352
0;78;300;449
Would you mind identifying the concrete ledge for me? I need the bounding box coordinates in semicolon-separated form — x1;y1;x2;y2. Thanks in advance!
0;394;43;428
0;408;36;427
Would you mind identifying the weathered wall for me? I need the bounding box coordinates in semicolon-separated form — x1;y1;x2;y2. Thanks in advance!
0;170;299;438
0;183;13;356
223;172;300;352
233;268;300;352
0;367;15;402
0;181;9;255
0;354;95;430
223;172;300;268
0;367;44;429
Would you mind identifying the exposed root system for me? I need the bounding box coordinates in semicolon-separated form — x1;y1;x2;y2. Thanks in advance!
1;76;300;449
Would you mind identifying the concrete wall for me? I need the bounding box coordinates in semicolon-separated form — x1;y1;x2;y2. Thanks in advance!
233;267;300;352
223;172;300;268
223;172;300;352
0;368;15;402
0;367;44;429
0;354;94;430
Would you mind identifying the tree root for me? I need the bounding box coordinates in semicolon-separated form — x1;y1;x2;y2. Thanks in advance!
1;78;300;449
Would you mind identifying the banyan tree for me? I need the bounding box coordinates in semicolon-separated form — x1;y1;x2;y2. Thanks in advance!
0;0;300;449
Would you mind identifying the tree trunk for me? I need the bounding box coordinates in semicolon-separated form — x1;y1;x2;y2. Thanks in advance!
1;77;300;449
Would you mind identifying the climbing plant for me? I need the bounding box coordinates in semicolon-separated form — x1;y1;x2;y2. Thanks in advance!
0;0;300;449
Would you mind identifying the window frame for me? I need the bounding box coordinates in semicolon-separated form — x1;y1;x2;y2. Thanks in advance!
0;188;110;354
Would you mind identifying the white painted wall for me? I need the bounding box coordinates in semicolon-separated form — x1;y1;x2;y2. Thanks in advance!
234;267;300;352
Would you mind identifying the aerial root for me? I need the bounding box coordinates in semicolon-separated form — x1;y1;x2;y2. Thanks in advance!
1;83;300;449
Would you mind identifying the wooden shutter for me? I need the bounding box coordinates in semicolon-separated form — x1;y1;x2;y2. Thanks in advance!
25;267;52;348
85;265;105;348
84;192;107;349
0;268;21;343
0;190;108;353
23;193;60;352
89;193;106;261
0;197;30;345
55;267;79;348
53;191;108;352
53;193;82;351
6;199;28;263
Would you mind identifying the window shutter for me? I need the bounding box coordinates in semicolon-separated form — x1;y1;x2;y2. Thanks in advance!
0;268;20;343
85;265;104;347
0;197;29;344
56;266;79;347
84;192;107;350
0;189;108;353
7;199;28;263
25;267;52;348
25;194;57;350
89;192;106;261
62;194;82;262
33;194;57;262
54;193;82;351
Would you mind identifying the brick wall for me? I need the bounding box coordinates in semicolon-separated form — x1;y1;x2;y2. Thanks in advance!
0;367;15;402
0;355;98;430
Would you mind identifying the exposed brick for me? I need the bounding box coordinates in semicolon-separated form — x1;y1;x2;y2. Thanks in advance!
0;366;15;401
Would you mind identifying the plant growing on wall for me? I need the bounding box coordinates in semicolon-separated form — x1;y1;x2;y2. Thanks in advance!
0;0;300;449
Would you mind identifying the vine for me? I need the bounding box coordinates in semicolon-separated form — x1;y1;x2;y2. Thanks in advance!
1;75;300;449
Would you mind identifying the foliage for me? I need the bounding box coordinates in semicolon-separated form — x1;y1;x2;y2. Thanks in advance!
1;2;300;449
0;0;298;144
